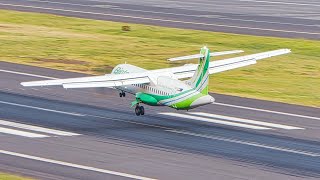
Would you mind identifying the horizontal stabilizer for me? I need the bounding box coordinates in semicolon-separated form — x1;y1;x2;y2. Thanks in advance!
167;50;243;61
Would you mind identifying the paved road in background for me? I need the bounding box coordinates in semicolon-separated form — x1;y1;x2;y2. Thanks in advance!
0;0;319;39
0;61;320;180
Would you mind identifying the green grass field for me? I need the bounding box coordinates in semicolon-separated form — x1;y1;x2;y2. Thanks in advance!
0;10;319;107
0;173;34;180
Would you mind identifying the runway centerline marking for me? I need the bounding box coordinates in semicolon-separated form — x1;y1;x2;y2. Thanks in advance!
0;100;85;117
213;102;320;121
0;119;80;136
0;150;157;180
0;3;319;35
0;127;48;138
167;130;320;157
159;112;271;130
188;112;304;130
0;69;57;79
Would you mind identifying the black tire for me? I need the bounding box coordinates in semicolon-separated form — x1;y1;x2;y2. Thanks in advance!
119;92;122;97
135;106;141;116
123;92;126;97
140;106;145;115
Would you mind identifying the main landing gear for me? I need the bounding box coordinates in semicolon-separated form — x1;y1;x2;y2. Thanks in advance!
135;104;145;116
119;91;126;97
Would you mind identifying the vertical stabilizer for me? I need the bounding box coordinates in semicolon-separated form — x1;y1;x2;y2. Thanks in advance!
188;46;210;95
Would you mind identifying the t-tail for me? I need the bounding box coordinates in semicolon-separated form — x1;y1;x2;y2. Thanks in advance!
188;46;210;95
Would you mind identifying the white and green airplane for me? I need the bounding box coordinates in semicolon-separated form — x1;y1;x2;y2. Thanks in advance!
21;46;290;116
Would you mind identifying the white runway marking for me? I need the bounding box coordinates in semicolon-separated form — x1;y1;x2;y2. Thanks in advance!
0;3;318;35
213;102;320;121
0;69;57;79
0;100;85;117
159;112;271;130
188;112;304;130
238;0;320;7
0;119;80;136
0;127;48;138
0;150;157;180
167;130;320;157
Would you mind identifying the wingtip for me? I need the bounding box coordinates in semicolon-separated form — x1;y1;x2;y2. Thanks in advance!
283;48;292;53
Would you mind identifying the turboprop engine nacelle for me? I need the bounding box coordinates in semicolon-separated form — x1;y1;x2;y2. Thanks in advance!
136;92;158;106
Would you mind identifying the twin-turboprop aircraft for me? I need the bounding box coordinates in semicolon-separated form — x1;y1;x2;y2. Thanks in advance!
21;47;291;116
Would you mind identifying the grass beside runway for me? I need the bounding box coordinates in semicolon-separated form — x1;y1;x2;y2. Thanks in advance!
0;10;319;107
0;173;34;180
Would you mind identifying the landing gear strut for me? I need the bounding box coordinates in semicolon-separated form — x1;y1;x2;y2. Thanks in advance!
135;104;145;116
119;91;126;97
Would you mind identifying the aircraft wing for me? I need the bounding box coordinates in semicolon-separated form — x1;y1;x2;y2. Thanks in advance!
165;49;291;79
21;72;150;88
21;49;290;88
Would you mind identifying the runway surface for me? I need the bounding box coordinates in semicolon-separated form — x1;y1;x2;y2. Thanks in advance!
0;0;319;39
0;61;320;180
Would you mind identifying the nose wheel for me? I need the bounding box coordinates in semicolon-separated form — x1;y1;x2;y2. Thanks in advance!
119;91;126;97
135;105;145;116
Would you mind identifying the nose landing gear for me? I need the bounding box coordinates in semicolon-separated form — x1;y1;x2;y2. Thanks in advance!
135;105;145;116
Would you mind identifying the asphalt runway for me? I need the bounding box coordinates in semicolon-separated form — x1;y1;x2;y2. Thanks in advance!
0;0;319;39
0;61;320;180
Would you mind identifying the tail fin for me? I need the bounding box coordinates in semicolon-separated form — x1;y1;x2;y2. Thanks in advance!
188;46;210;95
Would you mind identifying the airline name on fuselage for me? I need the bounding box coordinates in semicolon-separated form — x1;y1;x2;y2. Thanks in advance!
113;67;129;74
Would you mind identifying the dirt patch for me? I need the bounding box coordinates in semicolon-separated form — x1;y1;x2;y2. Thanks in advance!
36;58;90;65
0;25;12;28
